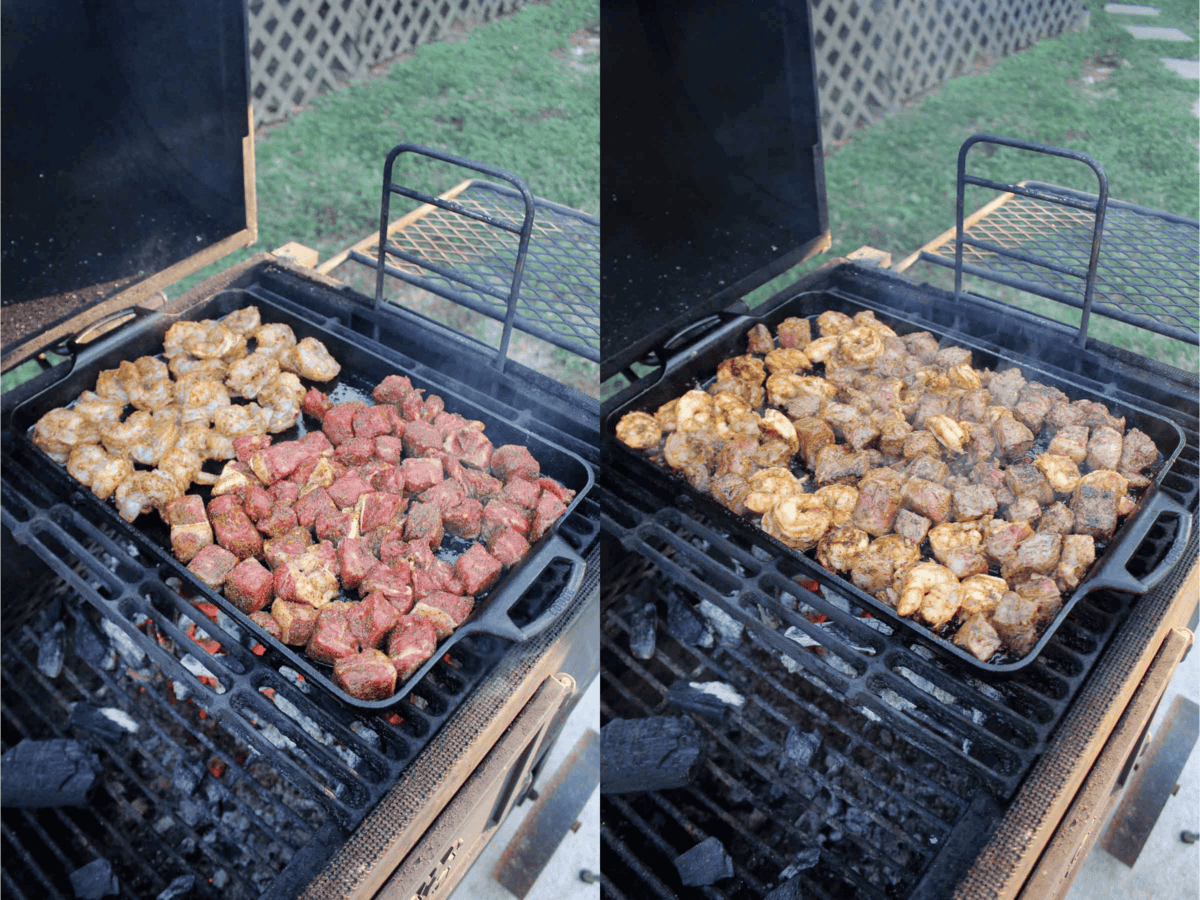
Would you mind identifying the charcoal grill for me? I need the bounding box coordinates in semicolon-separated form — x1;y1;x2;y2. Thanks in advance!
598;1;1198;897
1;3;601;897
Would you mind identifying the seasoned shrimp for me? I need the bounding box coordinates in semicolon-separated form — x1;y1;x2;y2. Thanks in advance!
72;391;124;428
168;355;227;381
252;323;297;358
114;470;180;522
764;348;812;374
804;334;840;364
1034;453;1082;494
948;363;982;391
959;574;1008;620
816;524;870;573
898;562;961;626
817;310;854;336
184;320;246;360
925;414;967;454
213;403;271;439
744;467;804;514
815;483;859;527
758;409;798;452
616;411;662;449
163;321;206;358
257;372;305;433
225;351;281;400
115;357;174;411
175;376;231;424
837;325;884;366
762;494;832;550
675;390;715;434
715;355;767;385
281;336;340;381
157;446;215;492
927;522;983;565
222;305;262;335
124;408;181;467
32;408;101;463
67;445;133;500
66;445;110;488
852;310;897;337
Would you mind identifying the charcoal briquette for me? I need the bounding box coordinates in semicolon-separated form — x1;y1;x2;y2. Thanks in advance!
73;616;111;669
673;835;734;887
156;874;195;900
784;726;820;768
629;602;657;659
178;798;209;827
794;845;821;871
664;591;706;646
665;680;744;721
0;739;98;808
68;858;119;899
69;704;138;742
37;620;65;678
173;761;205;796
763;876;805;900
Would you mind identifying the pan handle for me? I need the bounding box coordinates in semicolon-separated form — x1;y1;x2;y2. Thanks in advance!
477;533;586;643
1088;491;1193;595
64;307;158;357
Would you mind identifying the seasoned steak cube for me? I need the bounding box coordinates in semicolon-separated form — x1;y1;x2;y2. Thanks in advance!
458;466;504;503
337;537;379;591
443;498;484;541
776;316;812;349
347;593;401;650
794;417;836;468
263;527;312;569
902;430;942;460
374;374;417;404
226;558;274;614
411;566;446;602
987;368;1027;408
1001;533;1062;583
943;546;988;580
814;444;871;485
333;649;397;700
990;592;1039;656
745;322;775;355
306;609;360;664
1119;428;1157;474
1071;471;1127;540
233;434;272;463
271;599;320;645
893;509;932;545
353;405;394;440
907;455;950;484
403;502;444;549
992;414;1035;460
1013;385;1059;433
398;458;441;494
274;546;339;608
499;478;541;511
327;471;372;509
420;479;467;516
952;484;997;521
381;537;435;571
984;520;1035;567
1038;502;1075;535
208;493;242;521
455;543;503;595
1047;424;1089;465
322;402;365;445
411;591;474;639
315;507;354;544
249;610;282;642
211;508;262;560
172;520;214;563
1086;425;1124;472
1056;534;1096;591
334;436;375;467
1005;462;1054;507
1006;496;1042;524
301;386;333;420
295;487;337;531
954;614;1002;661
490;445;540;483
1014;575;1063;628
481;500;532;544
188;544;238;590
372;467;407;495
1044;401;1084;431
902;477;952;524
530;492;567;542
388;616;438;680
298;429;335;459
255;504;297;539
487;527;531;567
902;331;940;364
359;566;414;614
444;427;494;471
250;441;310;484
165;494;207;527
400;421;442;459
1074;399;1124;432
243;484;273;522
851;480;904;537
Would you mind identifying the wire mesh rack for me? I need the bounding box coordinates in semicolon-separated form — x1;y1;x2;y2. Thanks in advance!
897;182;1199;346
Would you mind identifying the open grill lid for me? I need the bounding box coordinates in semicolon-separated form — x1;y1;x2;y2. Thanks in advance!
600;0;829;381
1;0;255;349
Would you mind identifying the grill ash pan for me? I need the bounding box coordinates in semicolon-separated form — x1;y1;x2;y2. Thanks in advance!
6;288;593;708
604;288;1191;674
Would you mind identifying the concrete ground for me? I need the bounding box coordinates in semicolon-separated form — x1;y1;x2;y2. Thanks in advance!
450;675;600;900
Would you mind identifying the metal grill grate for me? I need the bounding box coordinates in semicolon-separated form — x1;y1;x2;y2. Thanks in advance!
349;180;600;362
903;183;1200;345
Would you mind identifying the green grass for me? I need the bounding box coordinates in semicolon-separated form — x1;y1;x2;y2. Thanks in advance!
742;0;1199;373
171;0;599;299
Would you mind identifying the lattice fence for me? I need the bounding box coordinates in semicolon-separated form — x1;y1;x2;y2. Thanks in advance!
248;0;524;127
813;0;1087;142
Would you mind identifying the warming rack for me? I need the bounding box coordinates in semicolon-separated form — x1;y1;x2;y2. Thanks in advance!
318;145;600;370
895;135;1200;348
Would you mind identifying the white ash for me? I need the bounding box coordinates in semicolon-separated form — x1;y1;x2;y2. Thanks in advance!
823;653;858;678
100;619;147;667
36;621;65;678
332;744;360;770
213;608;242;641
98;707;139;734
857;615;893;635
271;693;325;743
698;599;743;646
350;722;380;748
896;666;957;707
254;720;297;751
858;705;882;723
280;667;310;692
880;688;916;714
172;680;191;702
688;681;745;708
179;654;225;693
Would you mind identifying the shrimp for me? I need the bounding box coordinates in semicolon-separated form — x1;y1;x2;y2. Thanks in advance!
33;408;101;463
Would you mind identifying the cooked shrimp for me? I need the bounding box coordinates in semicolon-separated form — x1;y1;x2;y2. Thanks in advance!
222;305;262;335
715;355;767;385
711;393;757;440
762;494;832;550
959;574;1008;620
744;467;803;514
948;363;982;390
925;414;967;454
675;390;715;434
804;334;840;364
927;522;983;566
816;524;870;573
852;310;897;337
32;408;101;463
764;348;812;374
280;336;340;381
616;411;662;449
758;409;799;453
837;325;884;366
815;484;859;527
898;562;961;626
1034;453;1082;494
163;321;207;358
817;310;854;336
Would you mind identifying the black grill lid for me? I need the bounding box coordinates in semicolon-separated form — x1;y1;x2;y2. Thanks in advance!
600;0;828;380
1;0;255;312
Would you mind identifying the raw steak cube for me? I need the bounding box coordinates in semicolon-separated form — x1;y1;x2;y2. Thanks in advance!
444;427;493;470
372;467;407;495
256;505;298;538
481;500;531;544
270;599;320;645
359;565;414;614
374;435;404;465
347;593;401;649
171;520;214;564
412;591;474;639
401;457;444;493
443;498;484;540
165;494;207;526
243;484;273;522
301;387;333;420
274;547;340;608
459;467;504;502
212;509;262;560
306;609;360;664
530;492;567;542
404;502;444;549
322;402;366;445
263;527;313;569
491;445;540;483
454;543;503;595
402;421;444;458
338;537;379;591
187;545;237;590
250;441;309;484
357;491;408;534
500;478;541;510
249;610;282;642
419;479;467;515
225;558;274;614
353;405;394;440
388;616;438;680
327;471;372;509
295;487;337;531
373;374;416;403
334;436;375;467
233;434;272;463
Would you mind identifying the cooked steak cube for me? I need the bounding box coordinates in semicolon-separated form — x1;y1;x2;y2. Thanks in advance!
1005;462;1054;506
850;533;921;599
842;416;881;450
455;543;503;595
360;566;415;614
530;492;567;542
263;527;313;569
274;547;339;608
957;389;992;423
211;508;262;560
992;414;1035;460
1043;401;1085;431
1038;502;1075;534
333;649;397;700
334;436;375;467
987;368;1027;408
322;402;366;446
187;544;238;589
1001;533;1062;583
902;430;942;460
491;444;541;483
1014;575;1063;627
1006;496;1042;524
225;558;274;614
271;599;320;645
1013;384;1063;433
793;417;836;468
952;484;997;521
936;346;971;370
295;487;337;530
1086;425;1124;471
337;537;379;591
443;498;484;540
306;609;360;664
989;592;1040;656
851;480;904;537
984;520;1035;567
249;610;282;642
301;386;333;420
901;477;952;524
902;331;940;364
352;405;393;440
745;322;775;355
954;614;1002;661
1073;399;1124;432
776;316;811;349
1056;534;1096;591
943;546;988;580
1071;470;1127;540
401;421;444;458
486;527;531;567
388;616;439;680
877;415;912;457
347;593;401;649
1119;428;1157;474
411;591;474;639
327;471;372;509
893;509;931;545
906;455;950;484
814;444;871;485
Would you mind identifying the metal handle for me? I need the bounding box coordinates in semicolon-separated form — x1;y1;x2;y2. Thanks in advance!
955;134;1109;347
1088;491;1193;595
482;532;586;643
64;307;157;357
